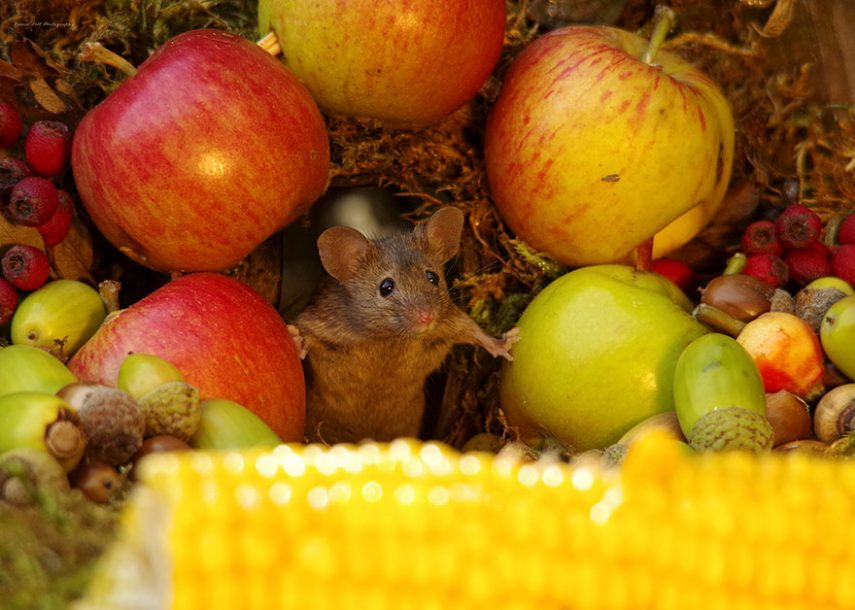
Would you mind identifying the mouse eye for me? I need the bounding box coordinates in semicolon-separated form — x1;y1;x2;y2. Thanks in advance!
426;270;439;286
379;277;395;297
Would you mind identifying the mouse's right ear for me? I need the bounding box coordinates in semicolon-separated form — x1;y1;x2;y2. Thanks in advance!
317;226;370;282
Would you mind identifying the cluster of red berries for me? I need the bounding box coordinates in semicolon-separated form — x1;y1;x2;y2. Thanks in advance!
0;102;76;325
739;203;855;289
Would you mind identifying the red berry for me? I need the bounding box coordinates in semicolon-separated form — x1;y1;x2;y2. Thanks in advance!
775;203;823;251
831;244;855;286
838;213;855;246
0;278;17;325
0;157;31;197
650;258;693;292
742;253;789;288
1;244;50;291
36;189;75;247
785;246;832;286
740;220;783;256
24;120;71;177
0;103;22;149
7;176;59;226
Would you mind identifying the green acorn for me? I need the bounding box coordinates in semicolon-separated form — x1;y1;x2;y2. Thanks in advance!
11;279;107;361
0;447;70;506
0;344;77;396
0;391;88;471
673;333;772;452
190;398;282;450
118;353;200;442
117;353;185;400
138;381;201;441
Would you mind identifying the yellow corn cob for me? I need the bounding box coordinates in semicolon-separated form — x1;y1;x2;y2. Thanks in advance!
77;434;855;610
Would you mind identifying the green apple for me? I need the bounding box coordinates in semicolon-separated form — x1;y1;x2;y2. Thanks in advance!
820;295;855;380
499;265;708;452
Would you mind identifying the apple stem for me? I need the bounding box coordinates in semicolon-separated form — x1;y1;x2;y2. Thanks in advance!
98;280;122;313
78;42;138;78
634;237;654;271
641;5;677;65
257;31;282;57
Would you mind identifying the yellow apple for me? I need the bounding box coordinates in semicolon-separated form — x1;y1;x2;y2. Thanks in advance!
484;25;735;266
259;0;506;128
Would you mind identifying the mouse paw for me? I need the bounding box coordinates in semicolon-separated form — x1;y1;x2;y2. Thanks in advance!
482;327;520;361
287;324;309;360
499;327;521;360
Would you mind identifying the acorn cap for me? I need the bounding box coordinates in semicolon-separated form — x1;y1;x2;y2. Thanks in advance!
138;381;201;441
688;407;773;453
795;286;847;334
62;384;145;465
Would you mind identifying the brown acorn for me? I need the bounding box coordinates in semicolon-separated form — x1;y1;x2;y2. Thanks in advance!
58;383;145;465
699;274;775;323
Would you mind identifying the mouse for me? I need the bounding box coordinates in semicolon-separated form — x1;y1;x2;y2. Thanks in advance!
289;206;519;444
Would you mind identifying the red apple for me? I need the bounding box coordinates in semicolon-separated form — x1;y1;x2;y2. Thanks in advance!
259;0;506;128
67;273;305;441
484;25;734;266
72;29;330;273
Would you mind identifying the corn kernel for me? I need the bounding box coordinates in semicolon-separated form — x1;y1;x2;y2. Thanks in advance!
76;436;855;610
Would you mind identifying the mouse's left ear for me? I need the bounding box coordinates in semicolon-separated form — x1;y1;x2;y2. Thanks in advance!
420;206;464;263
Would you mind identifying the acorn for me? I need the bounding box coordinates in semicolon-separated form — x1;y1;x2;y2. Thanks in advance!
764;390;812;447
794;285;847;334
699;274;774;322
69;457;124;504
813;383;855;445
116;353;201;441
129;435;191;482
117;352;185;400
10;279;107;361
0;447;69;506
190;398;282;450
774;439;828;455
769;288;796;314
138;381;202;441
673;333;772;452
602;411;686;466
0;392;87;471
57;383;144;465
0;344;77;396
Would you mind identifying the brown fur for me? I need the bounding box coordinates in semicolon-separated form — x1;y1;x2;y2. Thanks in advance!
293;207;517;444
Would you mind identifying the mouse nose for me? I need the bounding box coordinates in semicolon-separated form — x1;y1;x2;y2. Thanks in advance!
409;306;436;329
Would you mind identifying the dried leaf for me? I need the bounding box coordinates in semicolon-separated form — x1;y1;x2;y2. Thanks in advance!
53;78;80;103
0;214;44;250
23;39;68;76
47;218;94;282
29;77;68;114
0;60;23;81
9;41;51;78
